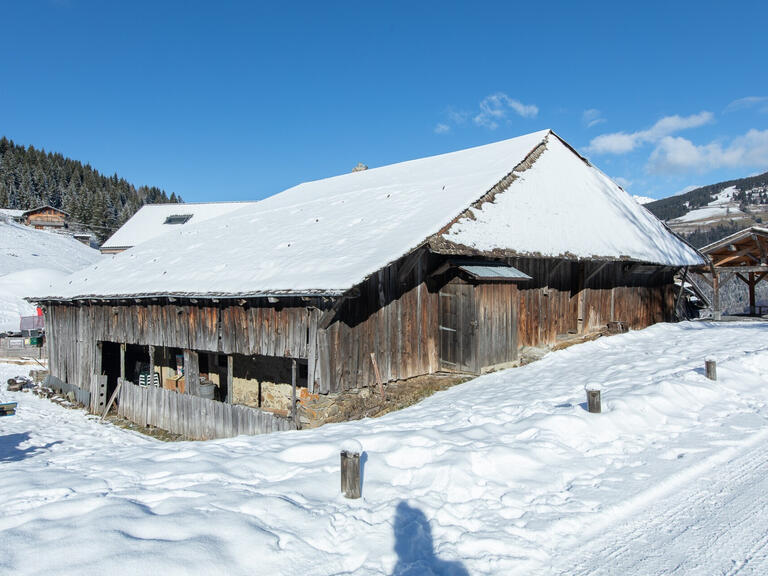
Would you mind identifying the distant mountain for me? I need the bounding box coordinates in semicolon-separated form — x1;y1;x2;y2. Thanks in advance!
642;171;768;315
645;171;768;246
0;137;182;242
633;195;655;205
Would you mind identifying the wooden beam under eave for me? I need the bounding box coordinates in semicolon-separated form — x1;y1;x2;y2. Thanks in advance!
713;247;761;267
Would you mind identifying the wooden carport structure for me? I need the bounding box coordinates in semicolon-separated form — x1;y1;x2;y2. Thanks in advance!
701;227;768;319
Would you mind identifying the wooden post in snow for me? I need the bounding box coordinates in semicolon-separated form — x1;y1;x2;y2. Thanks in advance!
705;358;717;381
586;384;601;413
340;450;361;499
120;343;126;381
749;272;756;315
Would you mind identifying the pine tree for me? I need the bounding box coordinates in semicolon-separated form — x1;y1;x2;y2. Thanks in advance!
0;136;182;239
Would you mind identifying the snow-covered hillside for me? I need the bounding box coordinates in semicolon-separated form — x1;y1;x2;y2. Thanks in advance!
0;219;102;331
632;194;655;205
1;322;768;574
671;185;746;225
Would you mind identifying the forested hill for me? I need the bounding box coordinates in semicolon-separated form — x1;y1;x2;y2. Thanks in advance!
0;137;181;241
646;171;768;222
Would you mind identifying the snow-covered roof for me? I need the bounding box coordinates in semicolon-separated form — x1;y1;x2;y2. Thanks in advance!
0;208;24;219
32;129;704;301
100;202;260;250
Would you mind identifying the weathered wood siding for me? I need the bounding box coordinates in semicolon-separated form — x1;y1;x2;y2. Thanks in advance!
45;301;320;412
118;379;296;439
44;253;678;407
319;252;439;394
474;282;519;369
509;258;676;348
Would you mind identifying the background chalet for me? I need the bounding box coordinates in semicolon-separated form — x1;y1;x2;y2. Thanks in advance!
31;129;704;437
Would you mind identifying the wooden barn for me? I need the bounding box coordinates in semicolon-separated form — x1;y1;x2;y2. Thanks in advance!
30;129;704;438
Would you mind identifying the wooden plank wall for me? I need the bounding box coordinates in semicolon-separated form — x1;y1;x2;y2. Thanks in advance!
44;254;678;405
321;251;439;394
474;282;519;369
510;258;676;348
45;374;91;407
45;303;318;393
117;379;296;439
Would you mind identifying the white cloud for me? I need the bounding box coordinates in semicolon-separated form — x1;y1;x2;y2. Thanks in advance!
446;108;469;125
586;112;713;155
434;123;451;135
647;129;768;174
474;93;538;130
725;96;768;114
582;108;606;128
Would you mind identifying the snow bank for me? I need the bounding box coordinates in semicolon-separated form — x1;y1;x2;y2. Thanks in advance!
32;130;702;301
0;221;102;331
1;322;768;574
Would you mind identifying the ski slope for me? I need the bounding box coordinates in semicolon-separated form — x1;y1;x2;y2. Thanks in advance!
1;321;768;574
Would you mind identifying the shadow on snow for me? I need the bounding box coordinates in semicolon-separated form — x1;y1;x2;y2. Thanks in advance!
392;501;469;576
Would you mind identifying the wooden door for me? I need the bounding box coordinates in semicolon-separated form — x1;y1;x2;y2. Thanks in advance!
438;282;477;373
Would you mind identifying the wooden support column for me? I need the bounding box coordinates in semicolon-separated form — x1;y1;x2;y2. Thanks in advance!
95;341;103;375
749;272;756;315
712;265;721;321
226;355;233;404
184;350;200;396
577;263;586;334
120;343;126;380
291;359;297;425
148;345;155;385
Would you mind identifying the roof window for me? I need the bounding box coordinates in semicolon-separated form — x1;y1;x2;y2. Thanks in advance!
164;214;193;225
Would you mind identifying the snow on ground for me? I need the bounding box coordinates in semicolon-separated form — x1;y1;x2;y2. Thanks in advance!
0;219;102;331
1;322;768;575
672;204;745;223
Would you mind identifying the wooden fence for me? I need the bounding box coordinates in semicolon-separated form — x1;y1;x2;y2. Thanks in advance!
117;379;297;439
45;375;91;407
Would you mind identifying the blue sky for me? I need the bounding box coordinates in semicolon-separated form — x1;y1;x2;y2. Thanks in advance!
1;0;767;202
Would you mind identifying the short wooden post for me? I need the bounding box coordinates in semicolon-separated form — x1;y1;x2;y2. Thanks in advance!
705;358;717;381
340;450;361;499
586;385;601;413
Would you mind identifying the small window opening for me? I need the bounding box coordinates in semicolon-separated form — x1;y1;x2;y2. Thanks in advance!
164;214;193;225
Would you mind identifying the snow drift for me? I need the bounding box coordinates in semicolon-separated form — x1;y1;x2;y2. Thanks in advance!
1;321;767;574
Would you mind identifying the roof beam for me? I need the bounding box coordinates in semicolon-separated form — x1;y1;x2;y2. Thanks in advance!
713;247;761;267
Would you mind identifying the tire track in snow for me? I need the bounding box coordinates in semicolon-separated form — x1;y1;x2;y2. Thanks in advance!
552;429;768;575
